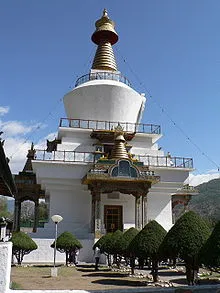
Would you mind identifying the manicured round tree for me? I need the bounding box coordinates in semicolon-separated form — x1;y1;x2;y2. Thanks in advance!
119;227;140;268
129;221;166;281
93;232;113;266
159;211;210;285
100;230;123;256
93;233;110;251
199;220;220;272
104;230;123;266
94;231;123;267
10;231;38;265
51;231;82;266
118;227;139;258
112;229;130;267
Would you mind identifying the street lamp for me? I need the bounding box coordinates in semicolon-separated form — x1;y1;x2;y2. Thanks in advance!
51;214;63;276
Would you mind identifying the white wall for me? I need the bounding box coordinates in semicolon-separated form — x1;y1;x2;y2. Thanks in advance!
0;242;12;293
32;184;91;239
147;193;172;231
23;238;95;264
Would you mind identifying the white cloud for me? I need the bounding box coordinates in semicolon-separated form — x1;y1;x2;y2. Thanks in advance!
4;132;57;174
35;132;57;149
0;116;50;173
185;172;220;187
0;108;54;174
0;106;9;116
0;120;44;137
5;137;30;174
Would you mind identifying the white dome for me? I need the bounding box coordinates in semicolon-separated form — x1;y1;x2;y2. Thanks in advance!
63;79;145;124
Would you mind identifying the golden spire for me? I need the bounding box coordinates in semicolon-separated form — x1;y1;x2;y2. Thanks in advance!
110;134;129;159
91;9;118;71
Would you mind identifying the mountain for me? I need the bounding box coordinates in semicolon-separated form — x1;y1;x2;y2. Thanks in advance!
188;178;220;223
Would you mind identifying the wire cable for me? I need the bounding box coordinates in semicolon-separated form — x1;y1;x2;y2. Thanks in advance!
7;49;95;162
116;47;220;172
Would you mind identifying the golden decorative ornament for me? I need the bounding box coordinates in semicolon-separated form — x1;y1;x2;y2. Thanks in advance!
110;134;129;159
91;9;118;71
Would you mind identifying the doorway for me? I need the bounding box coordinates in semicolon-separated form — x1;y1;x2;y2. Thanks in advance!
104;205;123;233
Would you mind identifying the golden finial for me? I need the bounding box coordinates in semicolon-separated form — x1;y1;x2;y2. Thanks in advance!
110;133;129;159
103;8;108;17
114;123;124;133
91;9;118;71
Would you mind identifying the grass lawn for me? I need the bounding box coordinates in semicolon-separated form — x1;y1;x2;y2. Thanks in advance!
10;264;220;290
10;265;149;290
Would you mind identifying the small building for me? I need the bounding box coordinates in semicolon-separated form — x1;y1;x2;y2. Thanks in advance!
27;10;195;263
14;143;45;233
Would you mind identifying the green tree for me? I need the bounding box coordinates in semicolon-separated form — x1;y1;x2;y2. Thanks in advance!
51;231;82;266
93;233;109;250
93;231;123;267
10;231;38;265
38;201;48;221
199;220;220;272
112;227;139;268
93;232;113;266
129;221;166;281
117;227;139;258
110;230;125;267
159;211;210;285
0;197;12;219
102;230;123;266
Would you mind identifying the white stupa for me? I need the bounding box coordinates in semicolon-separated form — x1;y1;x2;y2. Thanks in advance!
27;10;194;263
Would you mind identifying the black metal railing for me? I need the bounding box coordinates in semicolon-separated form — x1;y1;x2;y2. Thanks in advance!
59;118;161;134
35;150;95;163
35;150;193;169
75;72;131;87
136;155;193;169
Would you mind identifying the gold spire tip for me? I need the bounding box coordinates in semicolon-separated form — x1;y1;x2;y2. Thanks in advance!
91;9;119;71
91;9;118;45
103;8;108;17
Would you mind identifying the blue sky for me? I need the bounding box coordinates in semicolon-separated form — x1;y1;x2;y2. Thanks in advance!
1;0;220;185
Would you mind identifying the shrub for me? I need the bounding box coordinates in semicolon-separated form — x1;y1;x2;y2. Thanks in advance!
199;220;220;272
93;232;113;266
129;220;166;281
93;231;124;266
159;211;210;285
10;231;38;265
51;231;82;266
117;227;139;258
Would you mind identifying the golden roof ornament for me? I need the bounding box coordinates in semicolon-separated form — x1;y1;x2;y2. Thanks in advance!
110;133;129;159
114;123;124;133
91;9;118;71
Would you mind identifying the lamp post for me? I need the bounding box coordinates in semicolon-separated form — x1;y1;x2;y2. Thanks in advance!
51;214;63;276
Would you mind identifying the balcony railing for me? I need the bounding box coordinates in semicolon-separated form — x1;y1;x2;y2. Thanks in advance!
35;150;193;169
59;118;161;134
136;155;193;169
35;150;95;163
75;72;131;87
